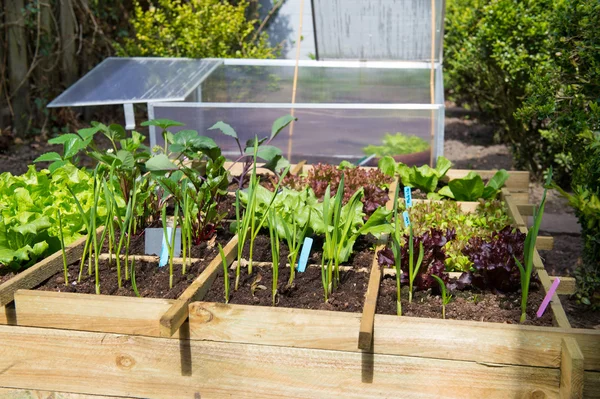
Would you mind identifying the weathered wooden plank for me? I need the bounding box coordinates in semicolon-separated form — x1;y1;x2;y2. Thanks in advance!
14;290;176;337
189;302;600;371
159;235;238;337
0;228;102;307
503;188;528;228
551;276;577;296
0;324;560;399
536;236;555;251
0;304;15;325
560;338;584;399
538;269;572;328
358;247;383;350
447;170;530;192
584;371;600;399
0;388;130;399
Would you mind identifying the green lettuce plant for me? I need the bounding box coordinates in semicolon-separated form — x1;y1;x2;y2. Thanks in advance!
363;133;429;157
435;170;509;201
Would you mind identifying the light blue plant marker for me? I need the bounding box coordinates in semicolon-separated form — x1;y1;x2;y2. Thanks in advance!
297;237;314;273
403;211;411;227
159;227;172;267
404;186;413;208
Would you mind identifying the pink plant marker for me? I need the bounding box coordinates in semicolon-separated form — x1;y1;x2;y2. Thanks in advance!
537;277;560;318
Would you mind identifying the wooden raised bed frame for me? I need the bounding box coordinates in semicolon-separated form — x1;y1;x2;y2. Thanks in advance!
0;167;598;398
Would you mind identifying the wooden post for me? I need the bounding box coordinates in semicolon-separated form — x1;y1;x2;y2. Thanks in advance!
560;337;584;399
5;0;31;136
159;235;238;337
60;0;79;87
358;246;383;350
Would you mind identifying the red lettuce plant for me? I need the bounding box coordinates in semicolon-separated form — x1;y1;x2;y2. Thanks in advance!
281;163;393;215
461;226;530;292
378;228;453;291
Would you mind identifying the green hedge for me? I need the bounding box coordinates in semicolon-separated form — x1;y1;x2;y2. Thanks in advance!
116;0;277;59
445;0;600;305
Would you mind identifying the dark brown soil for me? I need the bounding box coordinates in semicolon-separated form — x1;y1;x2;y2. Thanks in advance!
35;232;233;299
239;233;376;268
203;266;369;312
560;295;600;329
204;231;375;312
102;225;233;258
376;275;554;326
0;269;17;285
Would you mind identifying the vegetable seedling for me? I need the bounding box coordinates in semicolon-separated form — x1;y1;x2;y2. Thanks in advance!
268;209;280;306
162;202;180;289
218;243;230;304
431;275;452;319
57;210;68;286
280;209;311;287
390;178;403;315
404;211;424;303
514;168;551;323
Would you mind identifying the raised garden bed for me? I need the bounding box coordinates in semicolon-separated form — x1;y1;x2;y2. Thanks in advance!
0;167;598;398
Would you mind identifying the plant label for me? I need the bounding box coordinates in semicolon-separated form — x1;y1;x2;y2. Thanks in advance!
145;227;181;264
537;277;560;318
404;187;413;208
297;237;314;273
403;211;411;227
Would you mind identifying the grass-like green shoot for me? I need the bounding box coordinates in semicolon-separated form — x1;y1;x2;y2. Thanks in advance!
280;210;311;287
431;275;452;319
406;223;424;304
515;168;551;323
162;202;180;289
218;243;230;303
390;178;402;315
268;209;280;306
57;209;68;286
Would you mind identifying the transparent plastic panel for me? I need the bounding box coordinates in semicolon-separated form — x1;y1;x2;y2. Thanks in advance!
152;104;439;165
48;58;221;107
201;64;431;104
312;0;444;61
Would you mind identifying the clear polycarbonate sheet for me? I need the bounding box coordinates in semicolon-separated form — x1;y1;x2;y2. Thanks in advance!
48;57;221;107
200;63;432;104
150;103;441;165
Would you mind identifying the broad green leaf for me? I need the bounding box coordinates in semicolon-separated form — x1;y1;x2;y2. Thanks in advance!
48;160;68;174
77;126;101;140
208;121;237;138
434;156;453;178
248;145;282;162
141;119;185;130
116;150;135;169
145;154;178;171
378;156;396;177
107;124;126;141
34;152;62;163
48;133;80;145
271;115;295;139
244;137;268;150
411;165;438;192
13;216;52;235
448;172;484;201
482;169;510;199
437;185;455;199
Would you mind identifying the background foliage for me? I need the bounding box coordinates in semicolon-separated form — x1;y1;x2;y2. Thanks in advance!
445;0;600;304
0;0;277;139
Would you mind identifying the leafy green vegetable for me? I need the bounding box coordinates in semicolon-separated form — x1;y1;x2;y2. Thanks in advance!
438;170;509;201
364;133;429;157
395;156;452;193
0;164;108;271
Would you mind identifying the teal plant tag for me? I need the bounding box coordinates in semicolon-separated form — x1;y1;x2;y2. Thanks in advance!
404;186;413;208
403;211;411;227
159;227;172;267
297;237;314;273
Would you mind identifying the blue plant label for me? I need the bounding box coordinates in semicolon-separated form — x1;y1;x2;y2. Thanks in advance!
297;237;314;273
403;211;411;227
404;187;413;208
159;227;172;267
